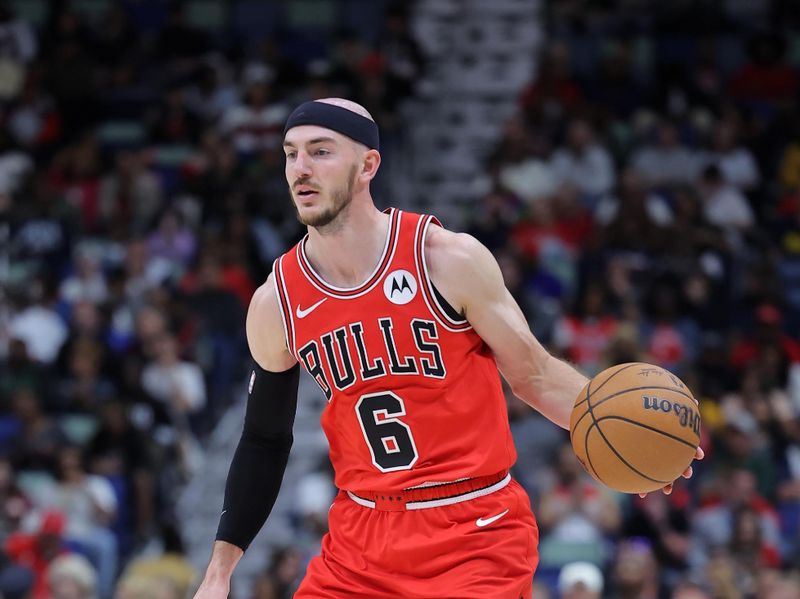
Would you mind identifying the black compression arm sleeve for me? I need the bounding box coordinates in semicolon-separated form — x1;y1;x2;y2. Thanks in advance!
215;363;300;551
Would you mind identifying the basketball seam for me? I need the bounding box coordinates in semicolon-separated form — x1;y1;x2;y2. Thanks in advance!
574;362;641;408
581;377;606;484
589;419;672;485
572;385;696;433
584;376;671;487
594;416;700;447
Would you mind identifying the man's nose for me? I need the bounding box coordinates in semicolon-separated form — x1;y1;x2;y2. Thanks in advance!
292;152;312;177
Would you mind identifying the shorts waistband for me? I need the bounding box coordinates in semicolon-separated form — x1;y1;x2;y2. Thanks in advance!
346;471;511;511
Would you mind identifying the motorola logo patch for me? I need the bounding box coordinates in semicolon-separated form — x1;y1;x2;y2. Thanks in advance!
383;270;417;305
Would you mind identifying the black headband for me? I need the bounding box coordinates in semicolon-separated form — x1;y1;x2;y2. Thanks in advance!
283;101;379;150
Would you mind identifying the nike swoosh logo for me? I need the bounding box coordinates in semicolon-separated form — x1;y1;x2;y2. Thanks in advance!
296;298;327;319
476;509;509;528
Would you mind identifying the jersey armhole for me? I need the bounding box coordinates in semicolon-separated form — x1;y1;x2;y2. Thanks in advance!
414;215;472;332
431;283;464;322
272;256;297;357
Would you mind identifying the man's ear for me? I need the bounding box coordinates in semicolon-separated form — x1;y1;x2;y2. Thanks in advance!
361;149;381;180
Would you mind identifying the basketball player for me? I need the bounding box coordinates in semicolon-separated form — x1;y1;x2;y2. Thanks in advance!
193;99;702;598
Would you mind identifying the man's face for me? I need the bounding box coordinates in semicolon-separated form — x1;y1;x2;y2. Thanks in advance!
283;125;361;229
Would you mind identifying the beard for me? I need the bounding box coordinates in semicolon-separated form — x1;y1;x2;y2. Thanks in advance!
294;164;358;229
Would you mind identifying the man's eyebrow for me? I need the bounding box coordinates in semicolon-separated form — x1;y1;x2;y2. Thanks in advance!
282;136;338;148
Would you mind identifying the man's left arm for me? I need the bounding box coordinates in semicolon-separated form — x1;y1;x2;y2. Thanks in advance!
426;227;585;429
427;227;702;492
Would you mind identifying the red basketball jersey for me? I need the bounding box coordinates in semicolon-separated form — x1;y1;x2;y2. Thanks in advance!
272;209;516;491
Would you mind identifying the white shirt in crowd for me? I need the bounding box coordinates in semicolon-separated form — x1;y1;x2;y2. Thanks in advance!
705;148;760;190
551;144;615;197
631;145;704;186
141;361;207;413
9;305;67;363
703;184;755;231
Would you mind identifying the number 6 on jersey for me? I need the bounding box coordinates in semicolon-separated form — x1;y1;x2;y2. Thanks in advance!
356;392;419;472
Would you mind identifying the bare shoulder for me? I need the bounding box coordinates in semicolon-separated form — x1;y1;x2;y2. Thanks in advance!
425;224;490;277
246;274;296;372
425;224;503;316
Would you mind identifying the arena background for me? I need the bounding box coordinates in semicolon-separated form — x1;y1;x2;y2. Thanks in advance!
1;0;800;598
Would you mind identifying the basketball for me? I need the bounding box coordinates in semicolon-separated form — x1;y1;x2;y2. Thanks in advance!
569;362;701;494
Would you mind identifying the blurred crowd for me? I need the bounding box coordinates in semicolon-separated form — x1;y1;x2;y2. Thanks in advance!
0;0;420;597
467;1;800;598
1;0;800;598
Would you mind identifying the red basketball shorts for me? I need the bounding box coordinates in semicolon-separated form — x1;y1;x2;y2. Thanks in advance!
294;477;539;598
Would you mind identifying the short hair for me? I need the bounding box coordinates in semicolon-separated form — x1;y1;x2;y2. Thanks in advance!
314;97;375;122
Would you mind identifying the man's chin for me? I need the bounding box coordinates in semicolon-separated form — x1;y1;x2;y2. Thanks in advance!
298;207;336;228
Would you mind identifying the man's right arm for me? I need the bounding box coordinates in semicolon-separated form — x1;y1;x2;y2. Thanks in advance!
194;275;297;598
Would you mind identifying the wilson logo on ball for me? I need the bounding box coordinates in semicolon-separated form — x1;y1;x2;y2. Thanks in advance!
642;395;700;436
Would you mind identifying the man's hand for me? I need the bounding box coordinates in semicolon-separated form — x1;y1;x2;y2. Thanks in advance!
639;446;705;498
192;577;230;599
194;541;242;599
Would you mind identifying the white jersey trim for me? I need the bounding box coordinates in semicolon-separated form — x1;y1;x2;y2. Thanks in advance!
413;215;473;333
296;208;400;298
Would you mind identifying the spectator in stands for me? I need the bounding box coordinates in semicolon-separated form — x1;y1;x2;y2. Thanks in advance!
609;538;664;599
537;442;621;552
55;337;114;414
597;168;672;254
698;164;755;240
623;491;691;579
640;279;698;375
49;134;103;233
146;208;197;278
553;282;619;376
557;561;603;599
519;41;582;124
97;150;163;237
120;524;197;599
497;120;560;206
551;118;615;200
0;337;45;408
0;456;31;540
0;129;33;196
690;469;781;579
670;581;711;599
7;76;61;151
731;304;800;371
705;119;759;192
4;510;70;599
184;61;239;125
7;388;67;472
0;2;37;101
631;120;704;188
86;400;154;552
47;553;97;599
8;282;67;365
147;85;201;146
59;245;108;306
729;32;798;108
219;64;289;157
141;333;206;421
42;446;117;598
11;173;75;275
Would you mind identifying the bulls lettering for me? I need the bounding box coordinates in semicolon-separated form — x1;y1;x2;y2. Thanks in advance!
298;317;445;400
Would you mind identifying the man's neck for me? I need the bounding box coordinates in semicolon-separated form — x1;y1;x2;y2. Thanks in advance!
305;202;390;288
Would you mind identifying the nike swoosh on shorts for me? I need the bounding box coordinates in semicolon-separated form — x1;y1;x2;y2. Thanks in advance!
475;508;509;528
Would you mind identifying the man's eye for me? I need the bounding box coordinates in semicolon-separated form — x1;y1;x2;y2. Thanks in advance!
315;149;329;156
